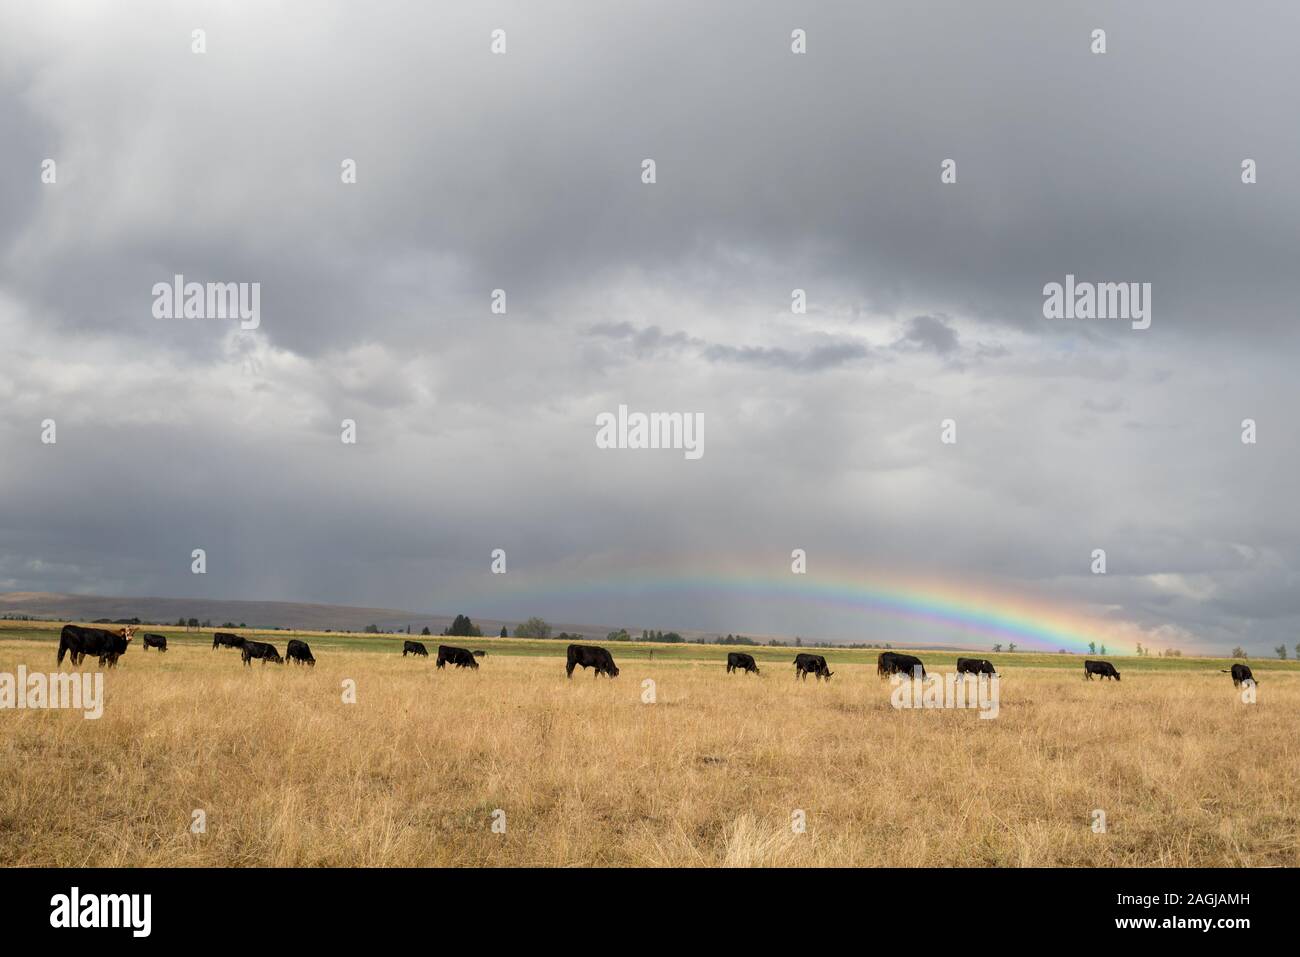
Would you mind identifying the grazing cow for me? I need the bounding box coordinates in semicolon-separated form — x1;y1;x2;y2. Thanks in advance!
726;652;760;675
97;631;133;668
213;632;245;651
436;645;479;670
955;656;996;676
241;640;284;666
57;624;135;667
285;639;315;666
566;644;619;679
1084;659;1121;681
402;640;429;657
793;653;833;681
1221;663;1256;686
877;651;927;679
142;633;168;652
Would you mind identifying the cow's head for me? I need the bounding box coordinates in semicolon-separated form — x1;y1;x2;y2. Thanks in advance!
608;665;620;678
120;625;136;642
1113;671;1120;680
822;669;834;680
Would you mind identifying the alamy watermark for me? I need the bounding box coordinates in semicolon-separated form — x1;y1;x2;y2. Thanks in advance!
890;669;1000;719
595;404;704;460
0;666;103;719
50;887;150;937
1043;274;1150;330
152;274;260;329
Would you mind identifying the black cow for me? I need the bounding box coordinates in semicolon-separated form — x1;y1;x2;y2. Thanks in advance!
286;639;315;666
213;632;245;650
1084;659;1120;681
97;631;133;668
437;645;479;670
142;633;168;652
402;640;428;657
566;644;619;678
57;624;135;667
793;653;833;681
878;651;927;679
1221;663;1256;687
241;640;284;666
955;656;996;676
726;652;760;675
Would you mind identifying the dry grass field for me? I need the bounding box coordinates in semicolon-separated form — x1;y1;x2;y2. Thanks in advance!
2;625;1298;867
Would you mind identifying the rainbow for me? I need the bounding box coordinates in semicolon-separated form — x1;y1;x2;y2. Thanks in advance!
478;561;1134;654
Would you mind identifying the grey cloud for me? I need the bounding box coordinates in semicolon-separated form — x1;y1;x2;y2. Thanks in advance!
894;315;960;356
1;1;1297;654
700;340;869;372
587;322;698;358
589;320;870;371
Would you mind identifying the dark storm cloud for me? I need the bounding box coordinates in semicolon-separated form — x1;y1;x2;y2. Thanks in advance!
894;316;959;356
589;320;870;371
1;1;1298;653
587;322;697;358
7;1;1298;355
700;340;869;372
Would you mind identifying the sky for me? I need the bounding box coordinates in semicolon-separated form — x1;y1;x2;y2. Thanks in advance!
1;1;1297;654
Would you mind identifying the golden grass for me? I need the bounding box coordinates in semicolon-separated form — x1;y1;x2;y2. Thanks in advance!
1;640;1296;866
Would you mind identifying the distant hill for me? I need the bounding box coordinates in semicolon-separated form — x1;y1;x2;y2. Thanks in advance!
0;590;977;650
0;591;603;639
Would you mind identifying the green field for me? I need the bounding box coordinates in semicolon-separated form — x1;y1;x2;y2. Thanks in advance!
6;619;1297;675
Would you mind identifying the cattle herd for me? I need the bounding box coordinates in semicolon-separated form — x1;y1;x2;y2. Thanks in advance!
49;624;1263;689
